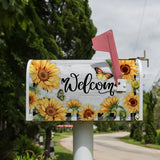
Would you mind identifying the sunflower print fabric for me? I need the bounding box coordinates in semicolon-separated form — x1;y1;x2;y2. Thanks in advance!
79;104;97;121
100;96;119;116
27;59;142;121
123;93;139;113
29;91;38;110
119;60;138;83
37;97;66;121
30;60;61;92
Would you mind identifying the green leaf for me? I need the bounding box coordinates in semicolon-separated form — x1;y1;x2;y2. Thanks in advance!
119;110;127;119
20;20;27;31
1;0;9;10
118;105;125;110
33;114;45;121
29;86;35;92
106;59;113;68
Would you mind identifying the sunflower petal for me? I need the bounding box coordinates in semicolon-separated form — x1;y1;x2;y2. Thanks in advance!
32;74;37;81
47;63;56;71
40;60;46;69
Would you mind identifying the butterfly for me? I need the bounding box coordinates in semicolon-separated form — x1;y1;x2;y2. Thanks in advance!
95;67;113;81
57;89;65;101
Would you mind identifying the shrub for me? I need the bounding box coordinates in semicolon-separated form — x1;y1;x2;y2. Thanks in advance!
133;122;142;141
144;123;157;144
156;133;160;145
118;122;130;131
14;135;41;156
14;153;37;160
14;152;58;160
109;122;119;131
130;122;136;138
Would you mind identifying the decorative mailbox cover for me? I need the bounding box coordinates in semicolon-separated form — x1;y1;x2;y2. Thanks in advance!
26;59;143;121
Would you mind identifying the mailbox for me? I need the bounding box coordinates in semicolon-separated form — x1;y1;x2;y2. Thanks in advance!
26;58;143;121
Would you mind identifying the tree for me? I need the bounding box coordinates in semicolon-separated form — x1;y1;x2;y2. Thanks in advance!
34;0;97;59
32;1;96;158
130;122;136;138
143;91;157;144
94;122;109;132
133;121;142;141
153;80;160;129
0;0;96;159
130;92;148;140
109;122;119;131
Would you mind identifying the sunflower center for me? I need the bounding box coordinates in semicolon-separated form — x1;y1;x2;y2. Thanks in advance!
38;69;49;81
84;109;94;118
129;98;137;107
120;64;131;75
45;106;55;116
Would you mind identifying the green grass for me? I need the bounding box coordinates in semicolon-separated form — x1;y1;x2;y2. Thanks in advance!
53;132;73;160
120;135;160;150
94;131;118;135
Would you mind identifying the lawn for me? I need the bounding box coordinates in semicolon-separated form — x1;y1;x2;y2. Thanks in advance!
120;135;160;150
53;132;73;160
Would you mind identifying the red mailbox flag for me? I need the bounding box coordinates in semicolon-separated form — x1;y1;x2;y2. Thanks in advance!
92;30;122;85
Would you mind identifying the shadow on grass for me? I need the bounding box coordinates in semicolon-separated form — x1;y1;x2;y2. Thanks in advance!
56;152;73;160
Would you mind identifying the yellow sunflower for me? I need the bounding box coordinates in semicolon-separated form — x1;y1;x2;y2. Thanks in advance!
37;97;66;121
119;60;138;83
100;96;119;115
79;104;97;121
29;91;38;110
30;60;61;92
131;80;140;89
123;93;139;113
66;99;82;111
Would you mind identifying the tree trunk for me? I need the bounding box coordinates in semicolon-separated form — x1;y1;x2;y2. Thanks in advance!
130;122;135;138
44;127;51;159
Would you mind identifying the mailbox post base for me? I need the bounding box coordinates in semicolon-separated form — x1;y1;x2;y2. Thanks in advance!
73;121;93;160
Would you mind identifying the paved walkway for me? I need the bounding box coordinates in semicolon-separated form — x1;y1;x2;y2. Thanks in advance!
60;132;160;160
